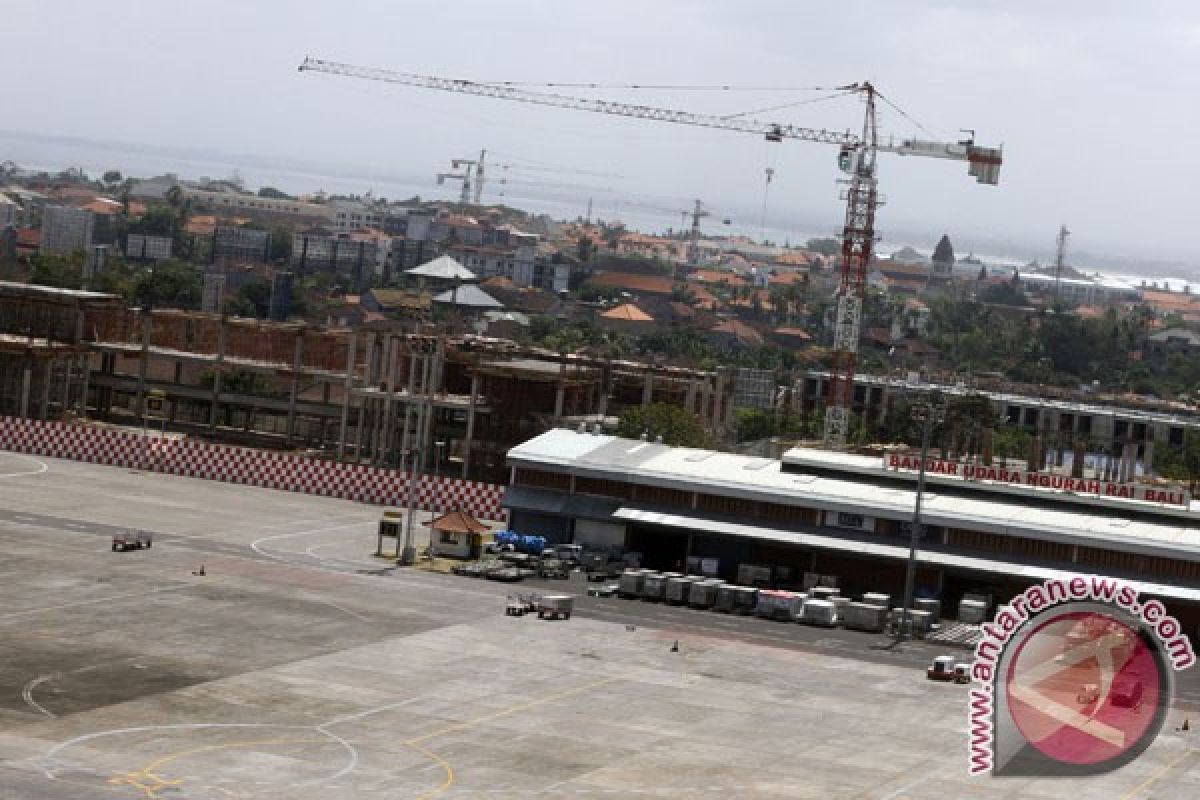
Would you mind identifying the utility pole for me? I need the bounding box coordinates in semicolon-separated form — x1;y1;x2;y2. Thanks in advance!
898;399;945;641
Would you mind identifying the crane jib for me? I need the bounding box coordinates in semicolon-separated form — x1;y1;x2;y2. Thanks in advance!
297;56;1004;447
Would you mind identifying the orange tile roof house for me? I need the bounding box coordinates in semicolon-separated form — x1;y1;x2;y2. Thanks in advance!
600;303;654;322
690;269;748;287
587;271;675;296
598;302;655;333
707;318;764;348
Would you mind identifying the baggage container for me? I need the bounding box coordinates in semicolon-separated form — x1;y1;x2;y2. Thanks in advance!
713;584;738;613
910;609;935;636
732;586;759;614
641;572;669;601
665;575;701;605
617;569;646;598
688;579;725;609
800;598;838;627
810;586;841;600
915;597;942;621
842;601;888;633
832;595;851;617
862;592;891;608
756;590;803;621
958;598;988;625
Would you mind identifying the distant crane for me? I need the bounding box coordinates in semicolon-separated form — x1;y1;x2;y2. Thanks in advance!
298;57;1003;448
438;148;623;206
686;199;711;266
436;149;482;204
1053;224;1070;300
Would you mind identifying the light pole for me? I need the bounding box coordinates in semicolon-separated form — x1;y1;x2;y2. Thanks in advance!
898;399;945;641
400;448;420;566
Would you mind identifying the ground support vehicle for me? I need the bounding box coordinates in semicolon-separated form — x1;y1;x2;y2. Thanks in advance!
112;531;153;552
538;594;574;620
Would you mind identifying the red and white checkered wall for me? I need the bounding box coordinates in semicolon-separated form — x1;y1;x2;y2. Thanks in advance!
0;417;506;520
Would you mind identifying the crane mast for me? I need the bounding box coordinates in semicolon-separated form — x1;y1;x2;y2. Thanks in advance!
298;57;1003;448
826;84;879;446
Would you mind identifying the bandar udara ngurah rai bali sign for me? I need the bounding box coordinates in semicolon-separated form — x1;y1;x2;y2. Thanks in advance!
883;454;1191;507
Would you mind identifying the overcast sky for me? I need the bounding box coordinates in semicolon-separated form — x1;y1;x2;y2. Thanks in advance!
4;2;1200;268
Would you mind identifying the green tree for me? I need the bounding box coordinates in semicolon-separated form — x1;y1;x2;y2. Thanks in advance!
28;252;85;289
1155;431;1200;491
616;403;709;448
90;257;138;300
229;278;272;318
127;207;177;236
133;261;202;309
576;236;594;262
978;281;1028;306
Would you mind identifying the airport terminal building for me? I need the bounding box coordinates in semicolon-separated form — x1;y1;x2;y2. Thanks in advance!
504;428;1200;632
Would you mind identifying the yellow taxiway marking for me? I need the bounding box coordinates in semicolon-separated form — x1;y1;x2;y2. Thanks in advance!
1119;745;1199;799
111;737;323;799
403;673;625;798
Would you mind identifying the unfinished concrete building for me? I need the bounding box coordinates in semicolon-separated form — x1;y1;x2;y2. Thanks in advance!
0;283;733;483
0;281;123;419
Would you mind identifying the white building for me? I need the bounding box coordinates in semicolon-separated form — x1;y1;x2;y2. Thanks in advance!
1020;273;1142;306
329;199;383;232
184;188;331;220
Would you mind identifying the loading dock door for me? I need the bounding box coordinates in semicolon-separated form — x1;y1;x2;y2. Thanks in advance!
573;519;626;550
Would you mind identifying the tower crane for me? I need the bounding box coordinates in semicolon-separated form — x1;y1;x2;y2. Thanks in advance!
436;150;481;204
298;57;1003;448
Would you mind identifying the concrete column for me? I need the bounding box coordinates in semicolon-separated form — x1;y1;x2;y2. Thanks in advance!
596;368;610;419
336;332;357;461
641;372;654;406
554;378;566;421
285;333;305;445
400;345;418;461
461;370;480;479
209;317;226;429
78;353;90;417
378;336;398;466
723;380;737;430
58;358;71;418
712;372;727;426
39;361;51;420
685;380;697;414
1071;438;1086;479
18;362;31;418
136;314;151;418
417;351;434;474
353;395;368;464
1143;438;1156;476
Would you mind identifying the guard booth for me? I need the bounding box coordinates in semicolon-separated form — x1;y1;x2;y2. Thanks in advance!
429;509;490;559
